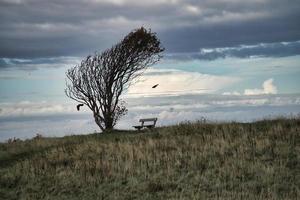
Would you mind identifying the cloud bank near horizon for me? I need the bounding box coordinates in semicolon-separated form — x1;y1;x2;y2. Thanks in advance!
1;93;300;141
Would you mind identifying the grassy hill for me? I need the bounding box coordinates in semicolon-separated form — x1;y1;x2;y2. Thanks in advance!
0;118;299;200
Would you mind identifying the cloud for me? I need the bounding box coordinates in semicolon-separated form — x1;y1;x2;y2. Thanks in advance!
126;68;239;97
0;0;300;58
0;0;23;4
165;41;300;60
1;93;300;141
222;91;242;96
183;4;201;15
4;40;299;71
0;56;80;70
2;93;299;119
224;78;278;96
244;78;277;95
0;101;82;117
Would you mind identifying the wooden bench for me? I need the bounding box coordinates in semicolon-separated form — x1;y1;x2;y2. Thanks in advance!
133;118;158;130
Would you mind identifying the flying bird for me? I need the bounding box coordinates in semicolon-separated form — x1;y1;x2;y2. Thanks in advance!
152;84;159;88
76;104;84;111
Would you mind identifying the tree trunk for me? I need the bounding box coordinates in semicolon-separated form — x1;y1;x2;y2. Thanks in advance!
104;114;114;131
94;114;104;132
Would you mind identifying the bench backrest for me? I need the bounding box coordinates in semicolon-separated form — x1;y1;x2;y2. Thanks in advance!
139;118;158;126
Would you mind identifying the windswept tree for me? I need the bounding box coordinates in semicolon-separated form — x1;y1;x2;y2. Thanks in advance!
65;27;164;131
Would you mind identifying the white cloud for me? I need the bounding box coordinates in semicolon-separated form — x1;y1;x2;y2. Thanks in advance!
183;4;201;15
244;78;277;95
200;11;269;25
195;41;300;60
223;78;278;96
127;68;239;97
223;91;241;96
87;0;179;6
0;101;88;117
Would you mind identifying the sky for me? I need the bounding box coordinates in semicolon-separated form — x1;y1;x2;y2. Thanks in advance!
0;0;300;141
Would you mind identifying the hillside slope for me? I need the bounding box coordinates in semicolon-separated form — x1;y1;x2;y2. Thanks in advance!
0;118;299;200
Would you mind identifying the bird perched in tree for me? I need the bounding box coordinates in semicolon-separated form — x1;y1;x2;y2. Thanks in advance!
76;104;84;111
152;84;159;88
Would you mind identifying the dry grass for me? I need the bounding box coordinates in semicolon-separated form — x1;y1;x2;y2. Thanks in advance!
0;118;299;199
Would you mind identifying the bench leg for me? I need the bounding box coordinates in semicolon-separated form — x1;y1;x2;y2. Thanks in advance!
135;127;142;131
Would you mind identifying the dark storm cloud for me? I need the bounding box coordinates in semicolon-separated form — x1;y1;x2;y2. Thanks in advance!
165;41;300;61
0;0;300;60
0;57;80;70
